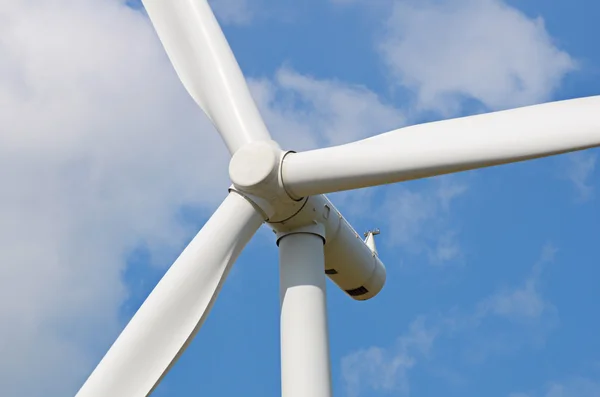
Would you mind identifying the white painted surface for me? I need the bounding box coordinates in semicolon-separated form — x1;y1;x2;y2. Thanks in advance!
142;0;272;154
76;192;263;397
279;232;333;397
229;140;282;191
282;96;600;197
269;195;387;300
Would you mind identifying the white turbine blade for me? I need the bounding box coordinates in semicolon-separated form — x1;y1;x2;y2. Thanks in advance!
142;0;271;154
282;96;600;197
76;192;264;397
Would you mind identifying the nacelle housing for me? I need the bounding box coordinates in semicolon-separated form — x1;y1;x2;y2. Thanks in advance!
271;195;386;300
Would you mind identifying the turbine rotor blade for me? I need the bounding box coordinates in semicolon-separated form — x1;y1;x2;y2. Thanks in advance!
282;96;600;197
142;0;271;154
76;192;264;397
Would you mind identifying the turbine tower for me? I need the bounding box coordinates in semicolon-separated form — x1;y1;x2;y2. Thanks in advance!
75;1;600;396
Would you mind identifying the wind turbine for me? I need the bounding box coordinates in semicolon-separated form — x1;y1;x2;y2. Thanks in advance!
75;1;600;396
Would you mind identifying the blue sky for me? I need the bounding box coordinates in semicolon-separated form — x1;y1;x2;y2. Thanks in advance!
1;0;599;396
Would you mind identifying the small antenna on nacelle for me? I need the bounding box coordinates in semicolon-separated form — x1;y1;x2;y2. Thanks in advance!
363;228;380;255
363;228;380;238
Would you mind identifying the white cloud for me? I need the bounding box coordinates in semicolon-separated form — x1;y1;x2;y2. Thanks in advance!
0;2;230;395
250;67;406;150
333;0;575;115
381;0;575;114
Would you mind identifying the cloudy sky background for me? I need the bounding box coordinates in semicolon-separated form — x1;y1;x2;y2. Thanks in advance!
1;0;599;396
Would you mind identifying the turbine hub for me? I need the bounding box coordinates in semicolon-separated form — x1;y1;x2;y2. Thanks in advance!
229;140;306;222
229;140;280;191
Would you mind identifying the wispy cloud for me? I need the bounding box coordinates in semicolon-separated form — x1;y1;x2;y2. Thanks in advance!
341;317;437;397
210;0;254;25
340;245;558;396
563;152;597;202
250;66;406;150
477;244;557;322
510;376;600;397
379;177;468;265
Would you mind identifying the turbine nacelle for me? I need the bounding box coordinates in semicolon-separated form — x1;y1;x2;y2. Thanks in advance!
270;194;386;301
